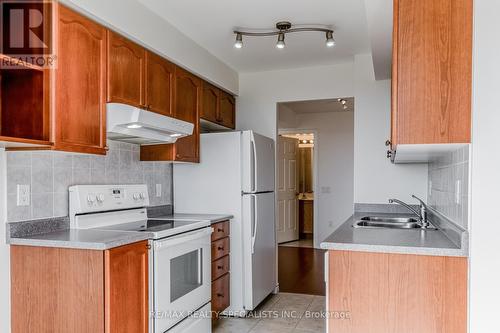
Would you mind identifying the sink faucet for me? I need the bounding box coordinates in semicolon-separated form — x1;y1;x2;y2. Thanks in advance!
388;195;430;229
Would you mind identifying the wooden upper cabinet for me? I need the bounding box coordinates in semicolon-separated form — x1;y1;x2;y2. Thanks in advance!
145;51;174;116
105;241;149;333
392;0;472;146
107;31;145;108
201;82;219;123
54;5;107;155
219;91;236;129
173;67;201;162
140;66;201;163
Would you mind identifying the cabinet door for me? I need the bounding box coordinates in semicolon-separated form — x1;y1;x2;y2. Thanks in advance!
173;67;201;162
393;0;472;144
218;91;235;129
145;51;174;116
55;5;107;155
107;31;145;108
201;82;219;123
105;241;149;333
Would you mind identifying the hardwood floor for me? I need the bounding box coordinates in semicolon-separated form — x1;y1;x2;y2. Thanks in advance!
278;245;326;296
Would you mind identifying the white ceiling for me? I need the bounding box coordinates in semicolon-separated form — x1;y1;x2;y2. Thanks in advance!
138;0;371;73
281;98;355;114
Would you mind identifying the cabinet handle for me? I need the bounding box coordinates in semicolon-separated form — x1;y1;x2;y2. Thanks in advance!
217;265;223;270
218;246;224;251
217;293;224;298
176;154;182;159
217;228;224;232
387;150;393;159
385;140;392;147
146;244;151;250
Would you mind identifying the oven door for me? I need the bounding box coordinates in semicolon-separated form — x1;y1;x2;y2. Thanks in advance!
153;227;212;333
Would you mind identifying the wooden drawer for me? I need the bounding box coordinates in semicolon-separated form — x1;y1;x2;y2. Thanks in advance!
211;237;229;261
212;255;230;281
211;221;229;241
211;273;230;313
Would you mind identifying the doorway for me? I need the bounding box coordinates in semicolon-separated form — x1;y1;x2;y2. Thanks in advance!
275;98;355;296
277;133;315;248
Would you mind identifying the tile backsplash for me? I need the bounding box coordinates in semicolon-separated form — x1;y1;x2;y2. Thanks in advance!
428;145;470;229
6;140;172;222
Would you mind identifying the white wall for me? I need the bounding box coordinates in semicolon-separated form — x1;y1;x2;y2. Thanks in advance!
282;111;355;245
469;0;500;331
60;0;239;94
238;62;355;140
237;56;427;208
353;54;427;203
0;149;10;333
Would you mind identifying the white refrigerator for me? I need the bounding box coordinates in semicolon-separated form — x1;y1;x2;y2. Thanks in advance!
173;130;277;314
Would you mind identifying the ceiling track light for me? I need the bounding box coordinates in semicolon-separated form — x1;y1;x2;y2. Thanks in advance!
233;21;335;49
234;32;243;49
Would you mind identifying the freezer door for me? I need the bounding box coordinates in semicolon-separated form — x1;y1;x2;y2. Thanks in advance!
242;192;276;310
242;131;275;193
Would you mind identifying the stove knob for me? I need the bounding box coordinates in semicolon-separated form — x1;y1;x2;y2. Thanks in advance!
140;192;146;200
87;195;95;204
133;193;140;200
97;194;105;203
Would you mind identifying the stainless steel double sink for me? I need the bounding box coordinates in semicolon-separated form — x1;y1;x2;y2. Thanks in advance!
353;216;437;230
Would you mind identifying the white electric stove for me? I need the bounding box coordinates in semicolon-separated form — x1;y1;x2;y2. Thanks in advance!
69;184;212;333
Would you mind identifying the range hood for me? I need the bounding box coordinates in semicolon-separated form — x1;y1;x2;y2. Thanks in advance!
106;103;194;145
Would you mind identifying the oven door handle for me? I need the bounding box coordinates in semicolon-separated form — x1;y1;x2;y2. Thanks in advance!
154;227;213;251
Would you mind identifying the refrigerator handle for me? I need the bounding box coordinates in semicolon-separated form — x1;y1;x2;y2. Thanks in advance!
251;135;257;192
250;194;258;254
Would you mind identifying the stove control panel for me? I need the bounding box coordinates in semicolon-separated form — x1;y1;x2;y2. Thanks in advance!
69;184;150;215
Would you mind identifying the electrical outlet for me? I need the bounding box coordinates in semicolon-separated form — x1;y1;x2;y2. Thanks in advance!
155;184;162;198
17;185;30;206
455;180;461;204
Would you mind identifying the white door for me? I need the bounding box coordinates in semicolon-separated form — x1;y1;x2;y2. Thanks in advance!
276;136;299;244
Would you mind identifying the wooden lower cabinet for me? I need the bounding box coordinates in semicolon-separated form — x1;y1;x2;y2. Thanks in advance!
10;241;149;333
327;250;468;333
211;221;230;316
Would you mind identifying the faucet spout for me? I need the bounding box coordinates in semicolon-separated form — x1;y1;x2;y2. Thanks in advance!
388;198;422;220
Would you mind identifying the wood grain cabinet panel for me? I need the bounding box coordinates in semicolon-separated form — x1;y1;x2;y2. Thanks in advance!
218;92;236;129
211;220;230;241
392;0;472;146
11;246;105;333
211;237;230;261
54;5;107;154
107;31;145;108
201;82;219;123
145;51;174;116
105;241;149;333
11;241;149;333
172;67;201;162
327;250;468;333
212;273;230;313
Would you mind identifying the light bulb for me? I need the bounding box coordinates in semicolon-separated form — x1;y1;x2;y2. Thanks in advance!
234;33;243;49
326;31;336;47
276;33;285;49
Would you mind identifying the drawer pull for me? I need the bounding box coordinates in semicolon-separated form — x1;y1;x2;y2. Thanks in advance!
217;228;224;232
217;265;223;270
218;246;224;251
217;293;224;298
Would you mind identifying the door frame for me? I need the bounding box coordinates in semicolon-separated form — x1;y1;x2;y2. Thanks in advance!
277;128;319;249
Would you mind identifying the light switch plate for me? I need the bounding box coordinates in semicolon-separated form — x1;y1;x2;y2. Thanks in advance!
155;184;162;197
17;185;30;206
